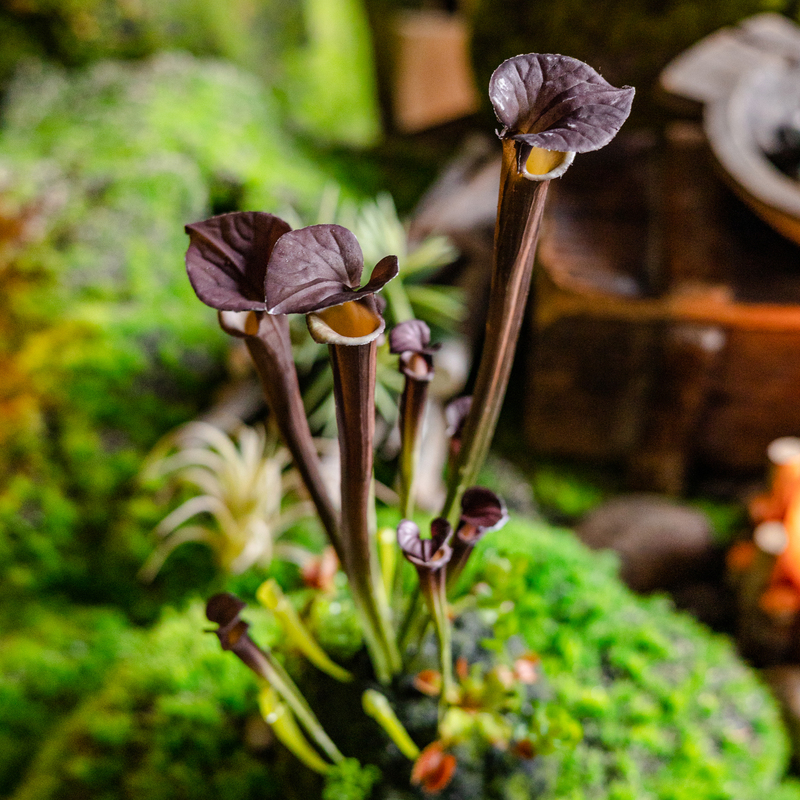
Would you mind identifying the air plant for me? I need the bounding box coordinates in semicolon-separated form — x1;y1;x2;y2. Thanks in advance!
194;51;632;796
139;421;312;580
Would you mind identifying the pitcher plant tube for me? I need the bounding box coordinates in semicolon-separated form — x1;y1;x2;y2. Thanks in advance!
265;223;401;683
205;593;344;767
389;319;439;520
447;487;508;589
185;212;340;554
398;517;455;702
186;50;635;796
443;54;634;524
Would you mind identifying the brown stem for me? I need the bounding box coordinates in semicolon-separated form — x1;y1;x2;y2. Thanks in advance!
398;377;429;519
443;140;550;524
245;313;341;556
417;567;453;705
329;341;400;681
445;524;476;590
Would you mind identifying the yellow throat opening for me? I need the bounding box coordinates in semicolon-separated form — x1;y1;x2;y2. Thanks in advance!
315;300;380;339
525;147;569;176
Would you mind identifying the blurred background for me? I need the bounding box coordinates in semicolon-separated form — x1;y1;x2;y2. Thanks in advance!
3;0;800;797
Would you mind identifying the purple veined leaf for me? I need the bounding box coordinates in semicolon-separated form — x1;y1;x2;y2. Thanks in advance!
389;319;440;356
459;487;508;533
445;396;472;438
206;592;246;626
186;212;291;311
265;224;399;315
489;54;634;154
391;320;439;381
398;518;453;570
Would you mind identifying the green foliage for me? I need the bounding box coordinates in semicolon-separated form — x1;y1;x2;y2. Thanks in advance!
0;53;338;611
464;518;797;800
306;588;365;662
0;604;133;796
9;603;280;800
529;462;611;520
0;0;279;73
322;758;381;800
9;521;800;799
0;0;381;147
283;0;381;146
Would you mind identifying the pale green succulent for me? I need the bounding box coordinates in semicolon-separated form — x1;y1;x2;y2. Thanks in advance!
140;421;314;578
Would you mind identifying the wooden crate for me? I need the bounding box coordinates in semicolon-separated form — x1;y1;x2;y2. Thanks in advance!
527;124;800;492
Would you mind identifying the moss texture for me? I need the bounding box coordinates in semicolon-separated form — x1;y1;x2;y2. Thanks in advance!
9;519;800;799
0;53;335;615
464;519;799;800
0;605;134;796
9;604;279;800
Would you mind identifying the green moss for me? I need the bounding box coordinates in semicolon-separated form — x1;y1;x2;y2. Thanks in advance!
10;603;279;800
464;518;796;800
12;520;799;799
0;53;343;611
322;758;381;800
0;604;133;796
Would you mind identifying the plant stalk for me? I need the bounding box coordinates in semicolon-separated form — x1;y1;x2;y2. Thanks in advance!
329;341;401;681
258;686;333;774
256;579;353;682
233;630;344;764
362;689;421;760
398;377;428;520
245;313;341;556
383;274;415;324
442;140;550;525
420;569;453;708
445;524;476;591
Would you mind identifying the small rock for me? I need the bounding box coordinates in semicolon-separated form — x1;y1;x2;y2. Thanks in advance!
576;494;718;592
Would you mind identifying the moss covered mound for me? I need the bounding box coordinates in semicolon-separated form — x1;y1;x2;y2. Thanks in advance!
10;517;800;799
464;518;800;800
9;604;278;800
0;605;134;796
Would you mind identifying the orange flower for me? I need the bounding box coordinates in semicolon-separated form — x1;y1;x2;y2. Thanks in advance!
413;670;442;697
411;742;457;794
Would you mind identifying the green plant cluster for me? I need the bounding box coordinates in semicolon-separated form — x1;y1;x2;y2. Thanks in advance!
0;0;284;80
0;53;336;613
9;520;799;800
0;0;380;147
